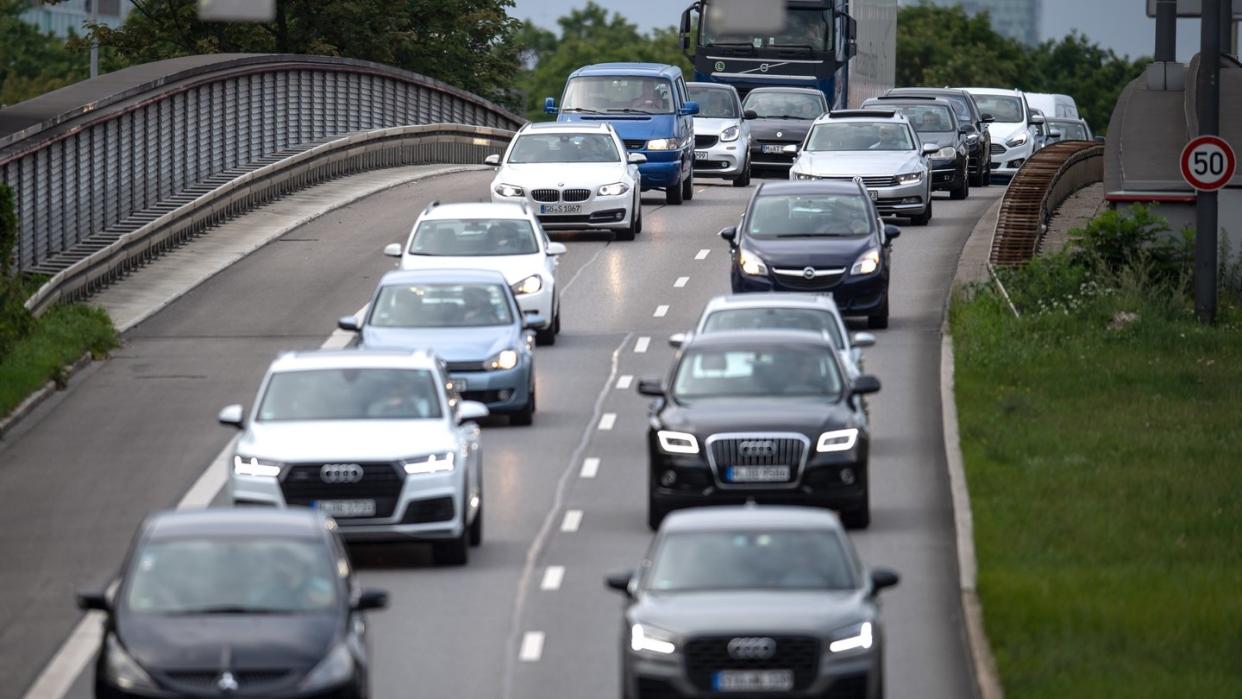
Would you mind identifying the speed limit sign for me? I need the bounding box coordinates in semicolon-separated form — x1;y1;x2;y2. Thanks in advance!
1181;135;1236;191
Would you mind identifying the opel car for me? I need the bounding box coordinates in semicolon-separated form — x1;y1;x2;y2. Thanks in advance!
79;509;388;699
384;201;565;345
742;87;828;171
687;82;752;186
789;110;935;226
861;96;970;200
607;506;899;698
963;87;1040;177
885;86;993;186
638;331;880;529
218;349;488;565
487;121;644;240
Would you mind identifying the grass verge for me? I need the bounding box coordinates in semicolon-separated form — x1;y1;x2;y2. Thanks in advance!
0;302;118;419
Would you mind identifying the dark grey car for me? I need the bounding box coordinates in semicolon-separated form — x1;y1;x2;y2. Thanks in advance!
743;87;829;170
607;506;899;699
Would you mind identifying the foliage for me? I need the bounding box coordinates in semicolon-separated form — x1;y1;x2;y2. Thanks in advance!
0;184;34;358
0;0;92;106
0;303;117;416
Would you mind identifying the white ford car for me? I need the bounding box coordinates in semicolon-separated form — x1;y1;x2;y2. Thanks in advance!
385;201;565;345
963;87;1040;177
486;121;644;240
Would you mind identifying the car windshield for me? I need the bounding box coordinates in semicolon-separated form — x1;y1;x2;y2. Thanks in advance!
894;92;972;123
507;133;620;163
258;368;443;421
701;8;832;50
410;219;539;256
805;122;915;152
370;283;512;328
746;194;873;238
672;347;843;401
703;309;844;349
125;538;339;614
561;76;674;115
647;530;855;592
689;86;738;118
972;95;1024;122
742;91;824;120
1053;122;1088;140
885;105;955;133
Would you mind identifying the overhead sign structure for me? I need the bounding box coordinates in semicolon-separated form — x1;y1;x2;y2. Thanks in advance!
1181;135;1237;191
1146;0;1242;17
704;0;786;35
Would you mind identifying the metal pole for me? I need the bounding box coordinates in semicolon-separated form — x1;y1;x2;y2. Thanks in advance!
88;0;99;79
1196;0;1221;324
1156;0;1178;61
1222;0;1234;55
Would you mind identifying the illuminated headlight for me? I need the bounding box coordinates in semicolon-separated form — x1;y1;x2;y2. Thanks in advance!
494;183;525;197
850;248;880;276
486;349;520;371
511;274;543;296
739;247;768;276
828;621;874;654
719;125;740;142
657;430;699;454
403;451;455;475
1005;132;1029;148
598;182;630;197
630;623;678;656
816;428;859;453
896;171;923;184
233;455;281;478
645;138;679;151
934;146;957;159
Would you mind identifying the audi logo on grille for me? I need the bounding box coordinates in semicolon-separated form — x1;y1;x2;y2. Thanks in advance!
727;637;777;660
320;464;364;484
738;440;776;457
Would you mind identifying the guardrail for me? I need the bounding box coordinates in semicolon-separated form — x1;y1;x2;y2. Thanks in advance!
24;124;513;315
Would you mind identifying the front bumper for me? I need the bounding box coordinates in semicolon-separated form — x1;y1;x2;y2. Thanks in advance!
637;151;684;189
493;191;634;231
96;678;362;699
989;140;1033;175
867;179;928;216
749;140;801;168
514;285;554;328
624;645;880;698
731;268;888;316
930;157;966;190
451;364;532;414
693;136;748;177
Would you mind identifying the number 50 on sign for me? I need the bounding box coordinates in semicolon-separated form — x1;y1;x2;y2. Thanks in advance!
1180;136;1237;192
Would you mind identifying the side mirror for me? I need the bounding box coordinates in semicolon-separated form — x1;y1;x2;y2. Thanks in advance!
743;109;758;120
77;589;110;611
546;242;568;256
217;404;245;428
1048;130;1063;139
668;332;688;349
681;101;700;116
852;375;882;395
384;243;403;258
637;379;665;397
523;315;547;331
354;588;389;611
921;143;939;155
884;223;901;241
483;154;501;166
544;97;557;115
605;570;636;596
980;114;995;123
870;567;900;593
1093;136;1106;144
338;316;362;332
781;144;799;154
458;400;489;423
1030;113;1045;125
851;332;876;348
718;226;737;244
959;124;975;135
628;153;648;165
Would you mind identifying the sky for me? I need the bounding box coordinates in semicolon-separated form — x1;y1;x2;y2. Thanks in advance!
509;0;1216;61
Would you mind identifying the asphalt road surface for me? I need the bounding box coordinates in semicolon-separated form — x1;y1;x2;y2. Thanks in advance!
0;169;1003;699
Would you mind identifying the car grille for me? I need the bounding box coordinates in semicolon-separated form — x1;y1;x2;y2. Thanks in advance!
820;175;898;188
531;189;559;203
280;462;403;519
684;636;821;692
445;360;486;372
623;140;646;150
401;496;456;524
160;669;291;694
990;143;1006;155
562;188;592;202
771;266;847;291
695;134;719;149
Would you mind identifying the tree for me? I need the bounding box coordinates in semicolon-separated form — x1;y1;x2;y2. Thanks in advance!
1026;33;1147;132
0;0;89;106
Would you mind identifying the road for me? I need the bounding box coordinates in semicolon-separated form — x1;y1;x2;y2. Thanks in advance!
0;169;1003;699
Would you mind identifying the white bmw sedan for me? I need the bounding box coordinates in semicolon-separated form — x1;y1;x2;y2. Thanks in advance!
486;122;645;240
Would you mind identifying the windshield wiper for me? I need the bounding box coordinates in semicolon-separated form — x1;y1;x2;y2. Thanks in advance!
765;114;811;120
561;107;605;114
165;605;292;615
605;108;659;115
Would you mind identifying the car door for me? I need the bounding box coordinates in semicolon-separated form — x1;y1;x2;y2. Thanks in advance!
675;77;693;177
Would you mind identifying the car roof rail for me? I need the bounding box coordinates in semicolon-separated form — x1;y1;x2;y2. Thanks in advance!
423;200;441;215
829;109;897;119
874;94;936;102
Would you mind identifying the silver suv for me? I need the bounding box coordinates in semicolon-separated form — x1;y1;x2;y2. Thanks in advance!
218;349;488;565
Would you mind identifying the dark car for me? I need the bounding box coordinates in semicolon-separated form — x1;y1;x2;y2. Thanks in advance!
1043;117;1093;145
720;180;900;329
885;87;994;186
742;87;828;170
607;505;899;698
78;509;388;699
637;331;880;529
862;96;970;200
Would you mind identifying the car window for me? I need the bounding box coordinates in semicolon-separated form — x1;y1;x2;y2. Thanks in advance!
887;105;955;133
370;282;512;329
742;91;824;120
746;193;873;238
805;122;915;152
972;95;1023;122
703;309;844;349
410;219;539;257
508;133;620;164
672;347;843;401
689;86;739;118
258;368;443;421
647;530;855;592
562;76;674;114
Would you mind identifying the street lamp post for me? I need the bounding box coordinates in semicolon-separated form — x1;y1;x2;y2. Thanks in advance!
87;0;99;79
1196;0;1222;323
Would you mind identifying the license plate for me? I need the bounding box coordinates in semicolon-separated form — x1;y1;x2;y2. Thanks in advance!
868;189;878;200
540;204;581;215
713;670;794;692
695;150;710;161
761;144;786;154
314;499;376;518
726;465;791;483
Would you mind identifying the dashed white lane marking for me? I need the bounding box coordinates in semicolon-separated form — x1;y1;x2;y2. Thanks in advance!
674;276;689;288
695;248;710;260
560;510;583;532
519;632;545;662
580;457;601;479
598;413;617;431
634;336;651;353
540;566;566;591
615;375;633;390
653;305;669;318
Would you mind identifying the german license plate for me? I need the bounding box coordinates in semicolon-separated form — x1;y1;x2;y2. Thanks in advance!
868;189;878;200
762;144;786;154
694;150;709;160
540;204;581;214
314;499;376;518
713;669;794;692
726;465;791;482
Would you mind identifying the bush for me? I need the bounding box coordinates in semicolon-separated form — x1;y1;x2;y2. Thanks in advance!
0;183;34;359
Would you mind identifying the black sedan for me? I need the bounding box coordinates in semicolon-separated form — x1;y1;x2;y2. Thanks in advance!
78;508;388;699
885;86;994;186
862;95;971;200
741;87;828;170
638;331;880;530
722;180;900;329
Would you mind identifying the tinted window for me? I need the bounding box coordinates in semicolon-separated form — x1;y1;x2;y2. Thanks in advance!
890;91;973;123
806;122;915;152
746;193;874;238
743;91;824;120
672;347;843;400
508;133;620;163
703;308;844;349
258;368;443;421
562;76;674;114
647;530;855;592
371;283;513;328
885;105;955;133
1052;122;1088;140
973;95;1024;122
410;219;539;256
689;86;739;118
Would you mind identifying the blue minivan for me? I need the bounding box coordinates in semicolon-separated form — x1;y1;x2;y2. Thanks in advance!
546;63;699;205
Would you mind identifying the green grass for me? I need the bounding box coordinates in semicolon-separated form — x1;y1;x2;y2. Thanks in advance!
951;290;1242;698
0;303;118;418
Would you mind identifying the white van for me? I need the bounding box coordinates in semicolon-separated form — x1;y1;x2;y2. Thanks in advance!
1025;92;1080;120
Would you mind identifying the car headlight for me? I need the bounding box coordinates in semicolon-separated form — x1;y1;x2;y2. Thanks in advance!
103;635;159;691
828;621;874;654
817;428;859;453
657;430;699;454
896;171;923;184
598;182;630;197
403;451;455;475
300;642;354;691
791;171;815;181
233;455;281;478
850;248;880;276
1005;132;1029;148
934;146;957;159
739;247;768;276
486;348;520;371
630;623;678;656
719;125;740;142
645;138;679;151
511;274;543;296
494;183;525;197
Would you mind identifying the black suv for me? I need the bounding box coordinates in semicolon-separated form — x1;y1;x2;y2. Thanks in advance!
862;96;970;200
885;87;994;186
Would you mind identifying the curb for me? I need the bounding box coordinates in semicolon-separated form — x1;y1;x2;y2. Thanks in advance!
0;352;93;440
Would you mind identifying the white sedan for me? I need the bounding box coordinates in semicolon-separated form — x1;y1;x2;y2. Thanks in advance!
485;121;645;241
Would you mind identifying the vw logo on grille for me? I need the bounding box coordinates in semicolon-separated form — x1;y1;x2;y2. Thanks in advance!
320;463;364;484
738;440;776;457
802;266;817;280
727;637;777;660
216;671;239;694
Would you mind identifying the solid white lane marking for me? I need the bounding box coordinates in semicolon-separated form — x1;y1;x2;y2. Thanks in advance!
560;510;583;532
653;305;669;318
580;457;601;479
615;375;633;390
320;304;367;350
634;336;651;353
598;413;616;431
695;249;710;260
177;444;233;508
540;566;566;591
519;632;545;662
674;276;689;288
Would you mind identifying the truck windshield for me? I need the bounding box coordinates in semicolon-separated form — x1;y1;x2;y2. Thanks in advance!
562;76;674;115
701;6;832;51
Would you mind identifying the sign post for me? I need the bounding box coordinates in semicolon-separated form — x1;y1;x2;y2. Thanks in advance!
1195;0;1223;324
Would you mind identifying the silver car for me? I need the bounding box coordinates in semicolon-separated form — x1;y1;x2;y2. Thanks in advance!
218;349;489;565
687;82;752;186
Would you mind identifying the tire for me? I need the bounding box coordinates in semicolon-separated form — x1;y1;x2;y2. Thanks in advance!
432;520;469;565
510;382;535;426
949;168;969;200
868;297;889;329
665;177;684;205
682;168;694;201
910;197;932;226
553;305;561;335
615;207;637;241
647;492;670;531
634;198;643;234
840;490;871;530
732;163;751;187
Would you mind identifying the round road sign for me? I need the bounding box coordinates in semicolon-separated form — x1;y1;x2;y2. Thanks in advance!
1180;135;1236;191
